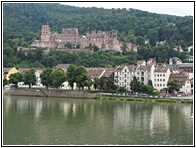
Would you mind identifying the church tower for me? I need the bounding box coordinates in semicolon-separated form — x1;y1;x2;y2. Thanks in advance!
41;25;51;42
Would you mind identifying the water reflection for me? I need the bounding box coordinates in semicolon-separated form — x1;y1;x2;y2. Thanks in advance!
3;96;193;145
150;105;170;138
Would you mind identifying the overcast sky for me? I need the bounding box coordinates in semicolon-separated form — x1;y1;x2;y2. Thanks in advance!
60;2;194;16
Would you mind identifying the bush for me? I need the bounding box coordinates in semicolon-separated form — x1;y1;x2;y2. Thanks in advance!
155;99;176;103
134;98;145;101
126;98;134;101
109;97;118;100
181;100;193;103
94;96;100;99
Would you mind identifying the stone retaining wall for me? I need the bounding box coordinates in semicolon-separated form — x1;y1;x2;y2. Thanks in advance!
10;88;102;99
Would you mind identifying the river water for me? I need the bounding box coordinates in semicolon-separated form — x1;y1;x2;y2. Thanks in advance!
3;95;193;145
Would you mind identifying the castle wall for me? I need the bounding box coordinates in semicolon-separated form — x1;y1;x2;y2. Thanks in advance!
31;25;131;52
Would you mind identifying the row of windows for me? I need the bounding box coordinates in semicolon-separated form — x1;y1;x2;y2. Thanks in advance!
154;79;165;82
89;39;101;41
155;74;165;77
154;84;166;87
118;82;130;86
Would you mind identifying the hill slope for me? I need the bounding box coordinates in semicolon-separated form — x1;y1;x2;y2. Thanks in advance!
3;3;193;46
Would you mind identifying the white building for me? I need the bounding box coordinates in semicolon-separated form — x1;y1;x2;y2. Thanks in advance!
134;65;155;85
153;66;170;91
114;65;137;91
114;64;155;91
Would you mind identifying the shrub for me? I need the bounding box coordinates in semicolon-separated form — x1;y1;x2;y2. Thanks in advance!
126;98;134;101
181;100;193;103
94;96;100;99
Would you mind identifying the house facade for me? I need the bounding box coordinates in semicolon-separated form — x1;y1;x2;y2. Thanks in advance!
114;65;137;91
153;66;170;91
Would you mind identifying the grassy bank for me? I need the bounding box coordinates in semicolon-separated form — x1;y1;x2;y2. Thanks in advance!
94;96;193;104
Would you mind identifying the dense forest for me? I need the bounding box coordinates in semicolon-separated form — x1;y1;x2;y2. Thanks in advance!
3;3;193;68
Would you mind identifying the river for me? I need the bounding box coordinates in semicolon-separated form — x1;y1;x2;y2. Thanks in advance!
3;95;193;145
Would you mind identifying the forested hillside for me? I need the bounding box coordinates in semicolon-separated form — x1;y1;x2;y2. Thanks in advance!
3;3;193;68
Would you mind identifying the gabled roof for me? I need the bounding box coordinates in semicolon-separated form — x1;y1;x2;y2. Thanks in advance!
137;60;146;65
154;66;169;72
3;68;12;74
18;68;30;74
56;64;70;69
86;68;105;79
102;68;115;78
137;65;152;71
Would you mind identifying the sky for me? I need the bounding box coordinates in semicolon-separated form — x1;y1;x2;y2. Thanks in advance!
60;2;194;16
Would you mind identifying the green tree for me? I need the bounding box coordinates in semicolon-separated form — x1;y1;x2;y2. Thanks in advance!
76;44;80;49
73;66;91;90
106;78;113;90
141;84;153;94
167;79;180;93
136;36;145;46
93;45;99;52
66;64;77;90
3;75;8;87
130;76;141;93
66;42;72;49
148;80;153;86
99;77;105;90
23;69;36;88
40;68;53;89
9;72;23;88
93;78;99;90
50;68;66;88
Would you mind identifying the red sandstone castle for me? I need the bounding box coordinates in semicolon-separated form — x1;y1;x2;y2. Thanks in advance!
31;25;138;52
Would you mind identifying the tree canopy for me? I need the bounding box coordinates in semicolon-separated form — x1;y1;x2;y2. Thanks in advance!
9;72;23;88
23;69;36;88
3;3;193;68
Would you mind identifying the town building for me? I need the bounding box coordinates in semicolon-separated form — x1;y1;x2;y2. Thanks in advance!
135;65;155;85
153;66;170;91
114;65;137;91
169;71;191;95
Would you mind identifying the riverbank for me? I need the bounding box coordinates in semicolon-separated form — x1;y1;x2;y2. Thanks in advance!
95;96;193;104
3;90;11;96
10;88;102;99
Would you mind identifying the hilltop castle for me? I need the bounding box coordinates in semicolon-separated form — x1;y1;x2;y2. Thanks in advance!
31;25;138;52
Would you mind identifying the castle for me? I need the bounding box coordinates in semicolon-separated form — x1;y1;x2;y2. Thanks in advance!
31;25;138;52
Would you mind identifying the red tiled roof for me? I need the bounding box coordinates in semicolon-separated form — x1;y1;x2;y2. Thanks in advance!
18;68;30;74
154;67;169;72
86;68;105;78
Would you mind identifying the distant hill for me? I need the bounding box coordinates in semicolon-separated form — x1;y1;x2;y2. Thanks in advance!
3;3;193;46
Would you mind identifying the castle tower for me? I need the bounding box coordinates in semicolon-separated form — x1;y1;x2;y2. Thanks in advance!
41;25;51;42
